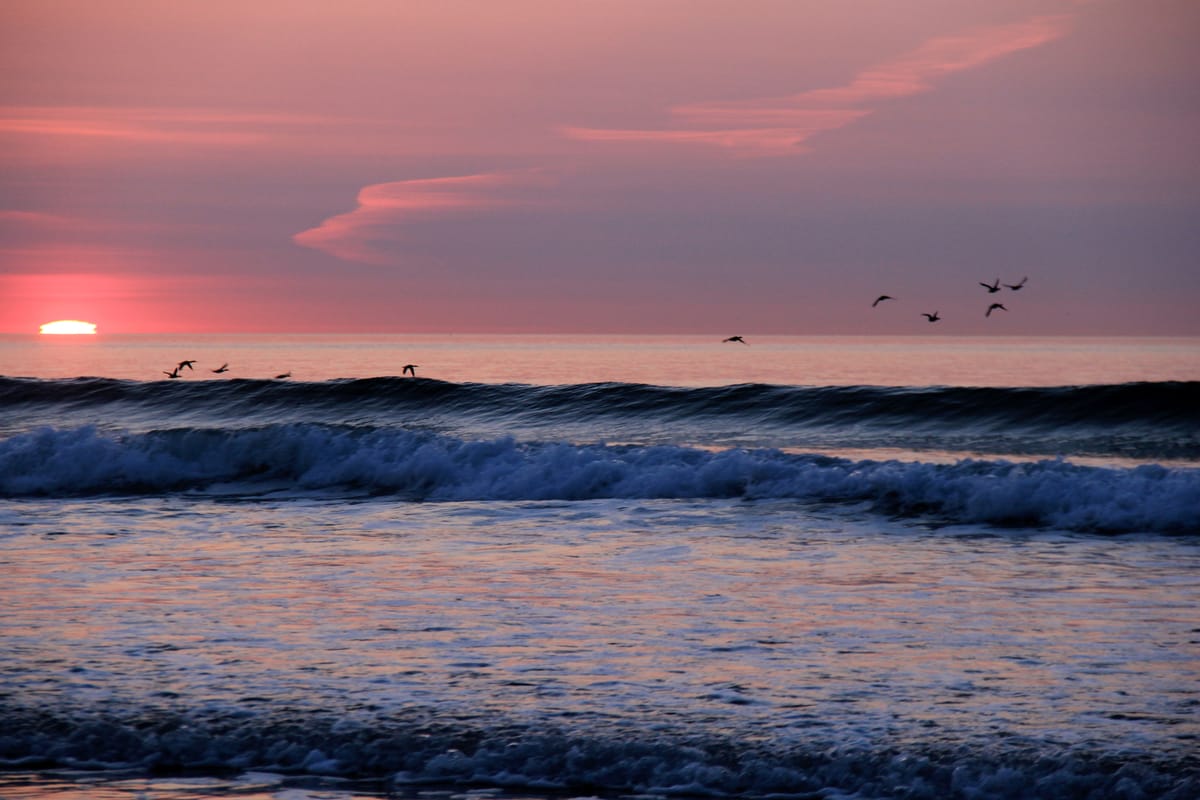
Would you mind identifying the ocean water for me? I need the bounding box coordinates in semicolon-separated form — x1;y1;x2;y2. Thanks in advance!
1;334;1198;800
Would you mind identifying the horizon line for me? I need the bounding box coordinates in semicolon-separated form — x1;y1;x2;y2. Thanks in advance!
5;330;1197;339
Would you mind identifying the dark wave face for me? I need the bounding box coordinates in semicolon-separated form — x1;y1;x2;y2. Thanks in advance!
2;423;1198;533
2;377;1199;460
2;378;1198;532
1;702;1194;799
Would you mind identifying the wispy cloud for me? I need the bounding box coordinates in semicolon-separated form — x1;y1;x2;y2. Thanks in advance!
0;210;73;228
565;14;1074;156
0;107;356;166
0;209;212;254
0;107;327;144
293;171;547;265
0;211;102;254
564;109;869;155
0;209;134;232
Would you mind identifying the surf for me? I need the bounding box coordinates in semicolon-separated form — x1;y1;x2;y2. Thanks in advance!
2;423;1197;533
2;377;1198;460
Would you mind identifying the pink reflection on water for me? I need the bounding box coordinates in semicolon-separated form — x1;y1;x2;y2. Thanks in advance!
3;333;1198;386
4;499;1197;752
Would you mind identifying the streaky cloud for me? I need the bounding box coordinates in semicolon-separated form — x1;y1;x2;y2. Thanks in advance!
0;210;216;257
293;171;548;266
566;14;1074;156
562;108;868;157
0;107;348;160
757;14;1075;110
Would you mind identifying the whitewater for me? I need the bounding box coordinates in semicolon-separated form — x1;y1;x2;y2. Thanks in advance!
1;335;1198;799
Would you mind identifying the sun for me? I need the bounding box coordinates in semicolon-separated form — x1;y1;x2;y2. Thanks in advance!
39;319;98;335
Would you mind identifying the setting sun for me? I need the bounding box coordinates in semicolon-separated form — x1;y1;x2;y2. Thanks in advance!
39;319;98;335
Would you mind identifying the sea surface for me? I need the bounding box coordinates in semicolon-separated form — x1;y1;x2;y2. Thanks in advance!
1;334;1198;800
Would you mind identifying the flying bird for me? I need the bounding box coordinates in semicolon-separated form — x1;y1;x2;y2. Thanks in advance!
722;336;748;345
921;312;941;322
980;279;1001;293
163;367;181;379
274;371;291;379
177;360;196;371
1005;277;1028;290
211;363;229;374
872;295;893;307
986;303;1008;317
402;364;418;376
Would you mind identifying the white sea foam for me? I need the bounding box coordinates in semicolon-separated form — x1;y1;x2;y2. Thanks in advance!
1;425;1197;532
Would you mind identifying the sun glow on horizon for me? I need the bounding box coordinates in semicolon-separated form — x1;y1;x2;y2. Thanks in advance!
39;319;98;335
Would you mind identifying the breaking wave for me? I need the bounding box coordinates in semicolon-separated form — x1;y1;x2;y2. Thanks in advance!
2;377;1199;461
3;376;1198;427
2;424;1196;533
1;703;1196;800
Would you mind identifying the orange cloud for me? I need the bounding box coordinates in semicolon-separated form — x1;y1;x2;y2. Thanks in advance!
563;109;869;157
0;209;123;232
0;106;353;166
566;14;1074;156
0;106;305;143
0;210;73;228
293;171;547;265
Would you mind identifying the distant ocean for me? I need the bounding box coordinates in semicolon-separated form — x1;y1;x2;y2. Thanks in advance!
1;334;1198;799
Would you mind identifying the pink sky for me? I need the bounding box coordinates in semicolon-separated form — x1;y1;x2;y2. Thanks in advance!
1;0;1197;334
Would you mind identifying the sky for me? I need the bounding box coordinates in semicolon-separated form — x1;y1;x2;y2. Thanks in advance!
1;0;1198;335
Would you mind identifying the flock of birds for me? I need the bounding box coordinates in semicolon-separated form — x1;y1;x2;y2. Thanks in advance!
725;275;1030;344
870;275;1028;322
157;278;1031;378
159;360;420;380
161;360;268;379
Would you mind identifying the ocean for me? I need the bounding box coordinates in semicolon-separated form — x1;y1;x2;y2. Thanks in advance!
1;334;1198;800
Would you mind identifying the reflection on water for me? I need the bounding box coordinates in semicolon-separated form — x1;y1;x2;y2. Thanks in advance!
0;771;422;800
4;497;1197;759
3;333;1198;386
3;334;1197;799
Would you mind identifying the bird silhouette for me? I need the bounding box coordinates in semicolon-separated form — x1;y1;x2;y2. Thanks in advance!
163;367;181;379
274;371;291;379
722;336;748;345
1005;276;1028;290
986;303;1008;317
211;363;229;374
921;312;941;322
872;295;894;307
402;364;418;376
177;360;196;371
980;279;1001;293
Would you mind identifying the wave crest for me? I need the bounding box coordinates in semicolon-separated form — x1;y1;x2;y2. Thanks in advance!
1;703;1196;799
3;377;1197;461
3;424;1196;533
